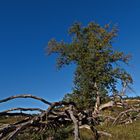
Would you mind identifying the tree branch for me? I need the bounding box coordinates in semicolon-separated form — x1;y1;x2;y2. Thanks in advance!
0;94;51;105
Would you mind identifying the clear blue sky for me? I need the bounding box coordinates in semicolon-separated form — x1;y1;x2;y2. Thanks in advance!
0;0;140;110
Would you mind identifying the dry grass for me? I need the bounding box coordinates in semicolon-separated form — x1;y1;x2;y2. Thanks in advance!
98;120;140;140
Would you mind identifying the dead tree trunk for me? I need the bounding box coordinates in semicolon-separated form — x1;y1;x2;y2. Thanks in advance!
68;105;81;140
92;83;100;117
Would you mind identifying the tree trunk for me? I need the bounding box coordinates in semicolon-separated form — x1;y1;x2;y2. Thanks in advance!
92;83;100;117
68;105;81;140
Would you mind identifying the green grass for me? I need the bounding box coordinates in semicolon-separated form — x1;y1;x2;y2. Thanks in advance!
57;120;140;140
98;120;140;140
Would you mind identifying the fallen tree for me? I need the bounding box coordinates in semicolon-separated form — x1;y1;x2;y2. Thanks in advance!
0;94;140;140
0;94;96;140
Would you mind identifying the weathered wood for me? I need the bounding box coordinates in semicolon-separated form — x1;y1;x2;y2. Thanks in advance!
0;94;139;140
68;105;80;140
0;94;51;105
113;108;140;125
0;95;76;139
0;107;44;113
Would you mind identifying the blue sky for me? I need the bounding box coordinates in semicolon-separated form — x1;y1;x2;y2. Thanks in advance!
0;0;140;110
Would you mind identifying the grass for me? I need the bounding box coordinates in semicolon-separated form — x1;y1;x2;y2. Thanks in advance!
0;116;24;124
56;120;140;140
98;120;140;140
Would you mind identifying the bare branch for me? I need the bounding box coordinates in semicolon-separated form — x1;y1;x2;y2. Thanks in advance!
113;108;140;125
98;131;112;137
99;101;114;111
0;107;45;114
0;94;51;105
0;99;76;139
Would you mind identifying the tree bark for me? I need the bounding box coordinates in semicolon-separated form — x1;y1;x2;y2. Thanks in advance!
92;83;100;117
68;105;80;140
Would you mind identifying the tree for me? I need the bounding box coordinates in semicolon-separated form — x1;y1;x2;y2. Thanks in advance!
47;22;132;112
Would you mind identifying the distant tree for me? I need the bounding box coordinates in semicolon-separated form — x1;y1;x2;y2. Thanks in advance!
47;22;132;112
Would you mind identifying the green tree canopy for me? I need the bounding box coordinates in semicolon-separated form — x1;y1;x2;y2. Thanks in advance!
47;22;132;109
